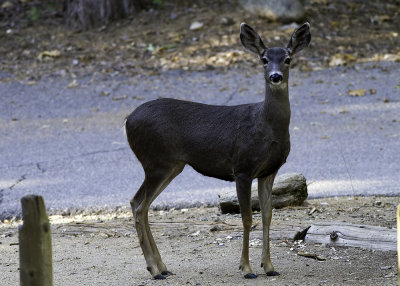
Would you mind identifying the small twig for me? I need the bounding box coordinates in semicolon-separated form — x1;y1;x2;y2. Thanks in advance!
297;251;326;261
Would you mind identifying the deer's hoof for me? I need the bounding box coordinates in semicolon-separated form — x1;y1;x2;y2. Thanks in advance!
266;271;280;276
153;274;166;280
244;273;258;279
161;271;173;276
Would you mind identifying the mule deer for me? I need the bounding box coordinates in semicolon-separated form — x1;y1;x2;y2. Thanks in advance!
126;22;311;279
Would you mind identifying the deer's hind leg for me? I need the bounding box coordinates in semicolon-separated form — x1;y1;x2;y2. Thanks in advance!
131;163;184;279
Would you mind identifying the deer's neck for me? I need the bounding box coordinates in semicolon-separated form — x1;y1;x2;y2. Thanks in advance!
263;82;291;139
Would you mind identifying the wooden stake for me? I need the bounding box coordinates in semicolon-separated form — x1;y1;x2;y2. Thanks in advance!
397;204;399;286
19;195;53;286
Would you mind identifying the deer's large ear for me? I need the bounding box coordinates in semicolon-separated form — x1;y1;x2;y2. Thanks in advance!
240;23;267;56
287;22;311;55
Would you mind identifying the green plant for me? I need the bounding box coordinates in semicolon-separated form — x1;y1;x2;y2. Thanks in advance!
27;7;40;22
153;0;163;6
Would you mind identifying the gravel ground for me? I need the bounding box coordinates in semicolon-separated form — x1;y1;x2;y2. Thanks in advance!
1;196;398;285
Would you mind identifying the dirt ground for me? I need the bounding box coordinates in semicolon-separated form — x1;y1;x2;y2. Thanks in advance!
1;0;399;81
1;1;399;285
1;196;398;285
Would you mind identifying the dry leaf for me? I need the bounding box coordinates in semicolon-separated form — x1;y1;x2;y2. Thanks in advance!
38;50;61;60
369;52;400;62
370;15;391;25
330;21;340;28
67;79;78;88
348;89;367;97
311;0;327;4
99;91;110;97
168;32;182;43
112;95;128;101
206;51;245;66
328;53;356;66
132;95;144;100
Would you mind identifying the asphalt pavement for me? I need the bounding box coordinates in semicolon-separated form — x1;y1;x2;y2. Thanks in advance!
1;62;399;219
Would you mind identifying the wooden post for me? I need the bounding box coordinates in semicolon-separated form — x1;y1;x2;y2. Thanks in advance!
19;195;53;286
397;204;400;286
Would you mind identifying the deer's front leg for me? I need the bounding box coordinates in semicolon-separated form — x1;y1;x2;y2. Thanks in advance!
235;174;257;279
258;174;280;276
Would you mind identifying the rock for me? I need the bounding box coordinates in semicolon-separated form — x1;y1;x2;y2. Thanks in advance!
238;0;305;23
1;1;14;9
220;17;235;26
190;21;204;31
268;173;308;208
218;173;308;214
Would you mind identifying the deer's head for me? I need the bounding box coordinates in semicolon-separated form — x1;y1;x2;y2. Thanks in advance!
240;23;311;87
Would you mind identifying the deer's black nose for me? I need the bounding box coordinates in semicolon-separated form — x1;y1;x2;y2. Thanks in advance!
269;74;283;84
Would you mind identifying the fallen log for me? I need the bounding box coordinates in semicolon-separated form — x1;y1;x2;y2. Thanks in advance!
218;173;308;214
305;222;396;252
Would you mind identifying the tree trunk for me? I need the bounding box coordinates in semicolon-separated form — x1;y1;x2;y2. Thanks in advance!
63;0;151;29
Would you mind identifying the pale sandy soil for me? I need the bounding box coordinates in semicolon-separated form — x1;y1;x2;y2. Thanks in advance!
1;196;398;285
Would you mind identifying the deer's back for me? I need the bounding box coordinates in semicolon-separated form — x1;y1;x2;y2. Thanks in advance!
126;98;288;180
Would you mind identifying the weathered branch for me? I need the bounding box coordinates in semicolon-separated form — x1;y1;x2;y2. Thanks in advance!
305;222;396;251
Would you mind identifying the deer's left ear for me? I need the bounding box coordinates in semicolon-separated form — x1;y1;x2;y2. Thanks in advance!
287;22;311;55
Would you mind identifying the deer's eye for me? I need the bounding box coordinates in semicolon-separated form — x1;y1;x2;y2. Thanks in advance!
284;58;291;65
261;58;269;65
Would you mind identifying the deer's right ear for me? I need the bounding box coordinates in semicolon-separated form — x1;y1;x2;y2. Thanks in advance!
240;23;266;56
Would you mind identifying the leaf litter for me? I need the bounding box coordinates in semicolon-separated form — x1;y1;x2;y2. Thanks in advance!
0;0;399;81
